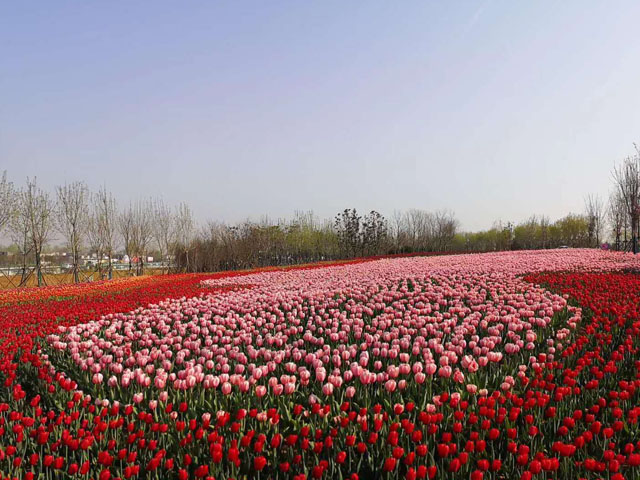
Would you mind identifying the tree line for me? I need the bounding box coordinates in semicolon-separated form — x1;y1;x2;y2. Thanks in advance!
611;147;640;253
0;148;638;286
0;177;195;285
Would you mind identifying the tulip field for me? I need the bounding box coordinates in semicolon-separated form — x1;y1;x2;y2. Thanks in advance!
2;251;640;480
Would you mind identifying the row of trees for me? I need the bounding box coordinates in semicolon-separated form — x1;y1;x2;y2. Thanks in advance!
0;175;195;285
451;214;600;252
181;212;340;272
2;148;639;286
389;209;459;253
176;208;463;272
432;142;640;254
0;172;460;280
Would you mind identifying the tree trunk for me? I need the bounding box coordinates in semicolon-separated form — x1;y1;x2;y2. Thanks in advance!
73;246;79;283
19;254;28;287
96;251;103;280
35;249;42;287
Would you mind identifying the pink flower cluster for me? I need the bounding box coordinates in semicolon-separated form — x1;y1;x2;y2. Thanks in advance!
46;249;638;407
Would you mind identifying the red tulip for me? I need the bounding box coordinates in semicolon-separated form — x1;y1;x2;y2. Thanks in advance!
254;456;267;471
376;457;393;473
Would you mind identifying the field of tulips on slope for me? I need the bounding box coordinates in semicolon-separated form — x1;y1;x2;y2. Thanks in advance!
1;250;640;480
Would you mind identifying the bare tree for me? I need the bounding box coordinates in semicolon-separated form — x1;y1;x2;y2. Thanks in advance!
152;198;176;273
433;209;459;251
584;194;605;247
131;199;154;275
8;188;33;285
608;190;627;250
56;181;89;283
88;187;118;279
24;178;54;286
118;204;135;273
0;171;14;233
175;202;194;271
405;209;437;251
390;210;405;252
404;209;427;251
86;210;104;277
612;151;640;253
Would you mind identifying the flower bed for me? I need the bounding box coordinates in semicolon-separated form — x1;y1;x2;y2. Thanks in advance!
0;250;639;479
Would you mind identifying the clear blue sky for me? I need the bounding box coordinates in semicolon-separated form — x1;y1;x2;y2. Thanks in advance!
2;1;640;230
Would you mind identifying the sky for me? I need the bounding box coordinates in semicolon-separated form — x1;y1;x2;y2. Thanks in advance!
2;1;640;231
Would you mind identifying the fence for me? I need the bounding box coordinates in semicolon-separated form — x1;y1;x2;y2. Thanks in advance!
0;262;174;289
613;238;638;254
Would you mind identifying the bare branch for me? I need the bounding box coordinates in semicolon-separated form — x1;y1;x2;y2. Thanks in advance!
23;178;54;286
56;181;89;282
0;171;14;233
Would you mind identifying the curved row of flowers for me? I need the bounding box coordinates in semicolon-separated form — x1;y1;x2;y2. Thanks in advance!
0;249;639;479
